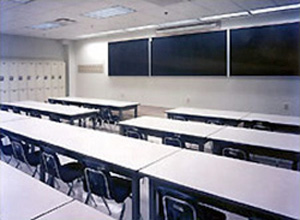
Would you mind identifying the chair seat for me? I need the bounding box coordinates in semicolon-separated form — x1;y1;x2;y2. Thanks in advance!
198;204;226;220
1;145;13;156
111;176;131;203
60;162;84;182
27;151;41;166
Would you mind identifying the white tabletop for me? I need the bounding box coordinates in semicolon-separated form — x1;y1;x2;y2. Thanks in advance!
49;96;140;108
166;107;249;120
1;101;97;116
209;126;300;153
141;150;300;220
0;161;73;220
119;116;225;138
0;110;29;123
0;118;180;171
242;113;300;126
36;200;114;220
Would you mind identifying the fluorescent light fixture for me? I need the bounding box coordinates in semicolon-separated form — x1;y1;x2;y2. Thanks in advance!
83;5;135;19
29;18;76;30
11;0;35;4
250;3;300;15
77;29;125;39
126;24;158;32
156;22;219;34
200;11;249;21
159;19;200;28
30;22;62;30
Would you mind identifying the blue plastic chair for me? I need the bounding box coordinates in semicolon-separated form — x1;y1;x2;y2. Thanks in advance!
83;167;131;220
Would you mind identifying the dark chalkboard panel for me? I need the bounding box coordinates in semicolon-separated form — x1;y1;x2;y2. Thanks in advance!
109;39;149;76
231;22;300;76
152;31;226;76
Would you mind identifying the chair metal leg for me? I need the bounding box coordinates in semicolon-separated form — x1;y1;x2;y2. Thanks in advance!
119;203;126;220
67;182;74;196
101;197;112;215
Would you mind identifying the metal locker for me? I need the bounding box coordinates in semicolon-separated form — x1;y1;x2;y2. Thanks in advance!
36;87;44;102
27;62;36;89
0;90;10;102
58;62;66;88
51;87;59;97
36;62;44;89
18;62;28;101
8;61;19;101
44;87;51;101
0;61;9;91
51;62;59;89
27;88;36;100
43;62;51;89
58;86;66;97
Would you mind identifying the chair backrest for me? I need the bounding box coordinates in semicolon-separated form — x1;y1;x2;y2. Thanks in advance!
159;189;197;220
163;135;184;148
100;108;113;120
125;128;145;140
29;110;42;118
172;115;187;121
12;107;21;114
84;167;112;199
252;121;272;131
49;114;61;122
206;119;224;125
41;152;61;179
222;147;248;160
11;140;29;162
0;106;9;111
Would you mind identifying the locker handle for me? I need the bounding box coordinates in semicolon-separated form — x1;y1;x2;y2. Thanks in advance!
36;76;39;79
0;76;4;81
9;76;14;81
58;75;62;79
51;75;55;79
27;76;31;80
19;76;23;81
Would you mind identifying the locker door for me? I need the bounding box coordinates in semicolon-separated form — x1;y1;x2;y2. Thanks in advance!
36;62;44;89
43;62;51;89
58;86;66;97
36;88;44;102
51;62;59;89
27;62;36;89
8;61;19;101
0;61;9;91
28;88;36;100
58;62;66;88
0;90;10;102
18;62;28;101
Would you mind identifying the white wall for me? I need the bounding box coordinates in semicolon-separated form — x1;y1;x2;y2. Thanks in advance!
0;34;65;60
70;13;300;116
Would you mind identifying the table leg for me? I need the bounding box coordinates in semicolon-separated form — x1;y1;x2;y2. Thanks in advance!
119;125;125;135
119;110;123;121
149;179;157;220
134;107;138;118
292;160;299;170
132;175;141;220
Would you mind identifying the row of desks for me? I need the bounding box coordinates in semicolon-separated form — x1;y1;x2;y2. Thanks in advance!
0;161;114;220
0;101;98;126
0;111;299;220
48;96;140;120
119;116;300;169
166;107;300;132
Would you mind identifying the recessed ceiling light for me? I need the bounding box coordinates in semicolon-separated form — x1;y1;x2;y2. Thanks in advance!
29;18;76;30
30;22;62;30
159;19;200;28
200;11;250;21
11;0;35;4
250;3;300;15
83;5;135;19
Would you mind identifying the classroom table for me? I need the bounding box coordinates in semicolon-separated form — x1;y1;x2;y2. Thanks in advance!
36;200;114;220
48;96;140;120
119;116;224;150
209;126;300;170
0;110;30;123
0;101;98;126
166;107;249;126
242;112;300;133
0;118;180;220
141;149;300;220
0;161;73;220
